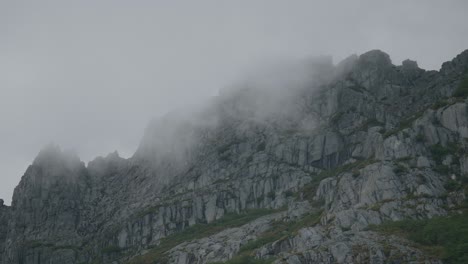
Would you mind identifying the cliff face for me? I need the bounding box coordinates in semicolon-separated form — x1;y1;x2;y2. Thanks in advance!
1;49;468;264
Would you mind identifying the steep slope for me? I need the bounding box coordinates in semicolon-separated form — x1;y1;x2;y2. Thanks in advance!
0;49;468;264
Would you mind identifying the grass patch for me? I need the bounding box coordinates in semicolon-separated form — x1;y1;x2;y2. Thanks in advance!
266;191;276;200
210;256;274;264
431;99;450;110
102;246;123;254
330;111;344;123
284;190;294;198
444;180;462;192
430;143;460;166
430;144;451;163
242;211;322;251
128;208;281;264
434;165;451;175
358;118;384;131
396;156;412;162
23;240;54;249
211;211;322;264
22;240;79;253
352;169;360;178
369;211;468;263
299;159;376;202
383;111;425;138
133;206;160;219
318;159;376;178
393;163;409;175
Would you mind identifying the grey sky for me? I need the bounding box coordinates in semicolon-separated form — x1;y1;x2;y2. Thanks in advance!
1;0;468;204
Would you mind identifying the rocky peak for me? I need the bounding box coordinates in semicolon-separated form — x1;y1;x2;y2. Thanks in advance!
399;59;424;79
440;49;468;75
0;199;3;207
33;143;84;174
87;151;126;177
343;50;396;92
401;59;419;70
336;54;358;76
357;49;392;68
11;144;87;208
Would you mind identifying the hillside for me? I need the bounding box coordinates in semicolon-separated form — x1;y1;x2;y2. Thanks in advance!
1;49;468;264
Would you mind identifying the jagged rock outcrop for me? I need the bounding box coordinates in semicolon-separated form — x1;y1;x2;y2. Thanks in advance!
0;201;9;262
1;49;468;264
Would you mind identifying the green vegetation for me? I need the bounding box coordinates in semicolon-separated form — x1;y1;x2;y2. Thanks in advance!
431;99;450;110
393;163;409;175
256;195;265;204
22;240;80;252
52;245;80;251
266;191;276;200
453;74;468;98
352;169;360;178
429;143;461;171
211;211;322;264
23;240;54;249
319;159;375;178
444;180;463;192
210;256;274;264
430;144;452;163
330;111;344;123
442;164;468;197
383;111;425;138
298;175;328;202
369;211;468;263
284;190;294;198
358;118;385;132
128;208;281;264
298;159;376;202
434;165;450;175
244;212;323;250
133;206;160;219
102;246;123;254
396;156;412;162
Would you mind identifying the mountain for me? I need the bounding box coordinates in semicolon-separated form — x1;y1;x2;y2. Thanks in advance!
1;49;468;264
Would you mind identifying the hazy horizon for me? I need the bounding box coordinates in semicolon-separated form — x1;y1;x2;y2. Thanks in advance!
2;0;468;205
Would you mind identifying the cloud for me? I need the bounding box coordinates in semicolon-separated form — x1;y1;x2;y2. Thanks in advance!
1;0;468;204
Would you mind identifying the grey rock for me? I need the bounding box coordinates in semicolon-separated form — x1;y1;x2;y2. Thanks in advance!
1;49;468;264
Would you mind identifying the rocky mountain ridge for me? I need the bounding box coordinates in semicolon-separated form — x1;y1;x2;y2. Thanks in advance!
1;49;468;263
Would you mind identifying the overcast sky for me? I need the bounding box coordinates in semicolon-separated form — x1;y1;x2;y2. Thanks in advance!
1;0;468;204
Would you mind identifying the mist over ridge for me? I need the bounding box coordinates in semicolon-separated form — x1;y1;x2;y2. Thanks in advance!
25;48;446;177
3;1;468;263
2;0;468;206
2;47;468;263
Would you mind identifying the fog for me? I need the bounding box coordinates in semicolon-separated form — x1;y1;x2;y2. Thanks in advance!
134;56;332;181
1;0;468;204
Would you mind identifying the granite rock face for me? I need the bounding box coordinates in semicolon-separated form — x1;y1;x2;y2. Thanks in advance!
1;49;468;264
